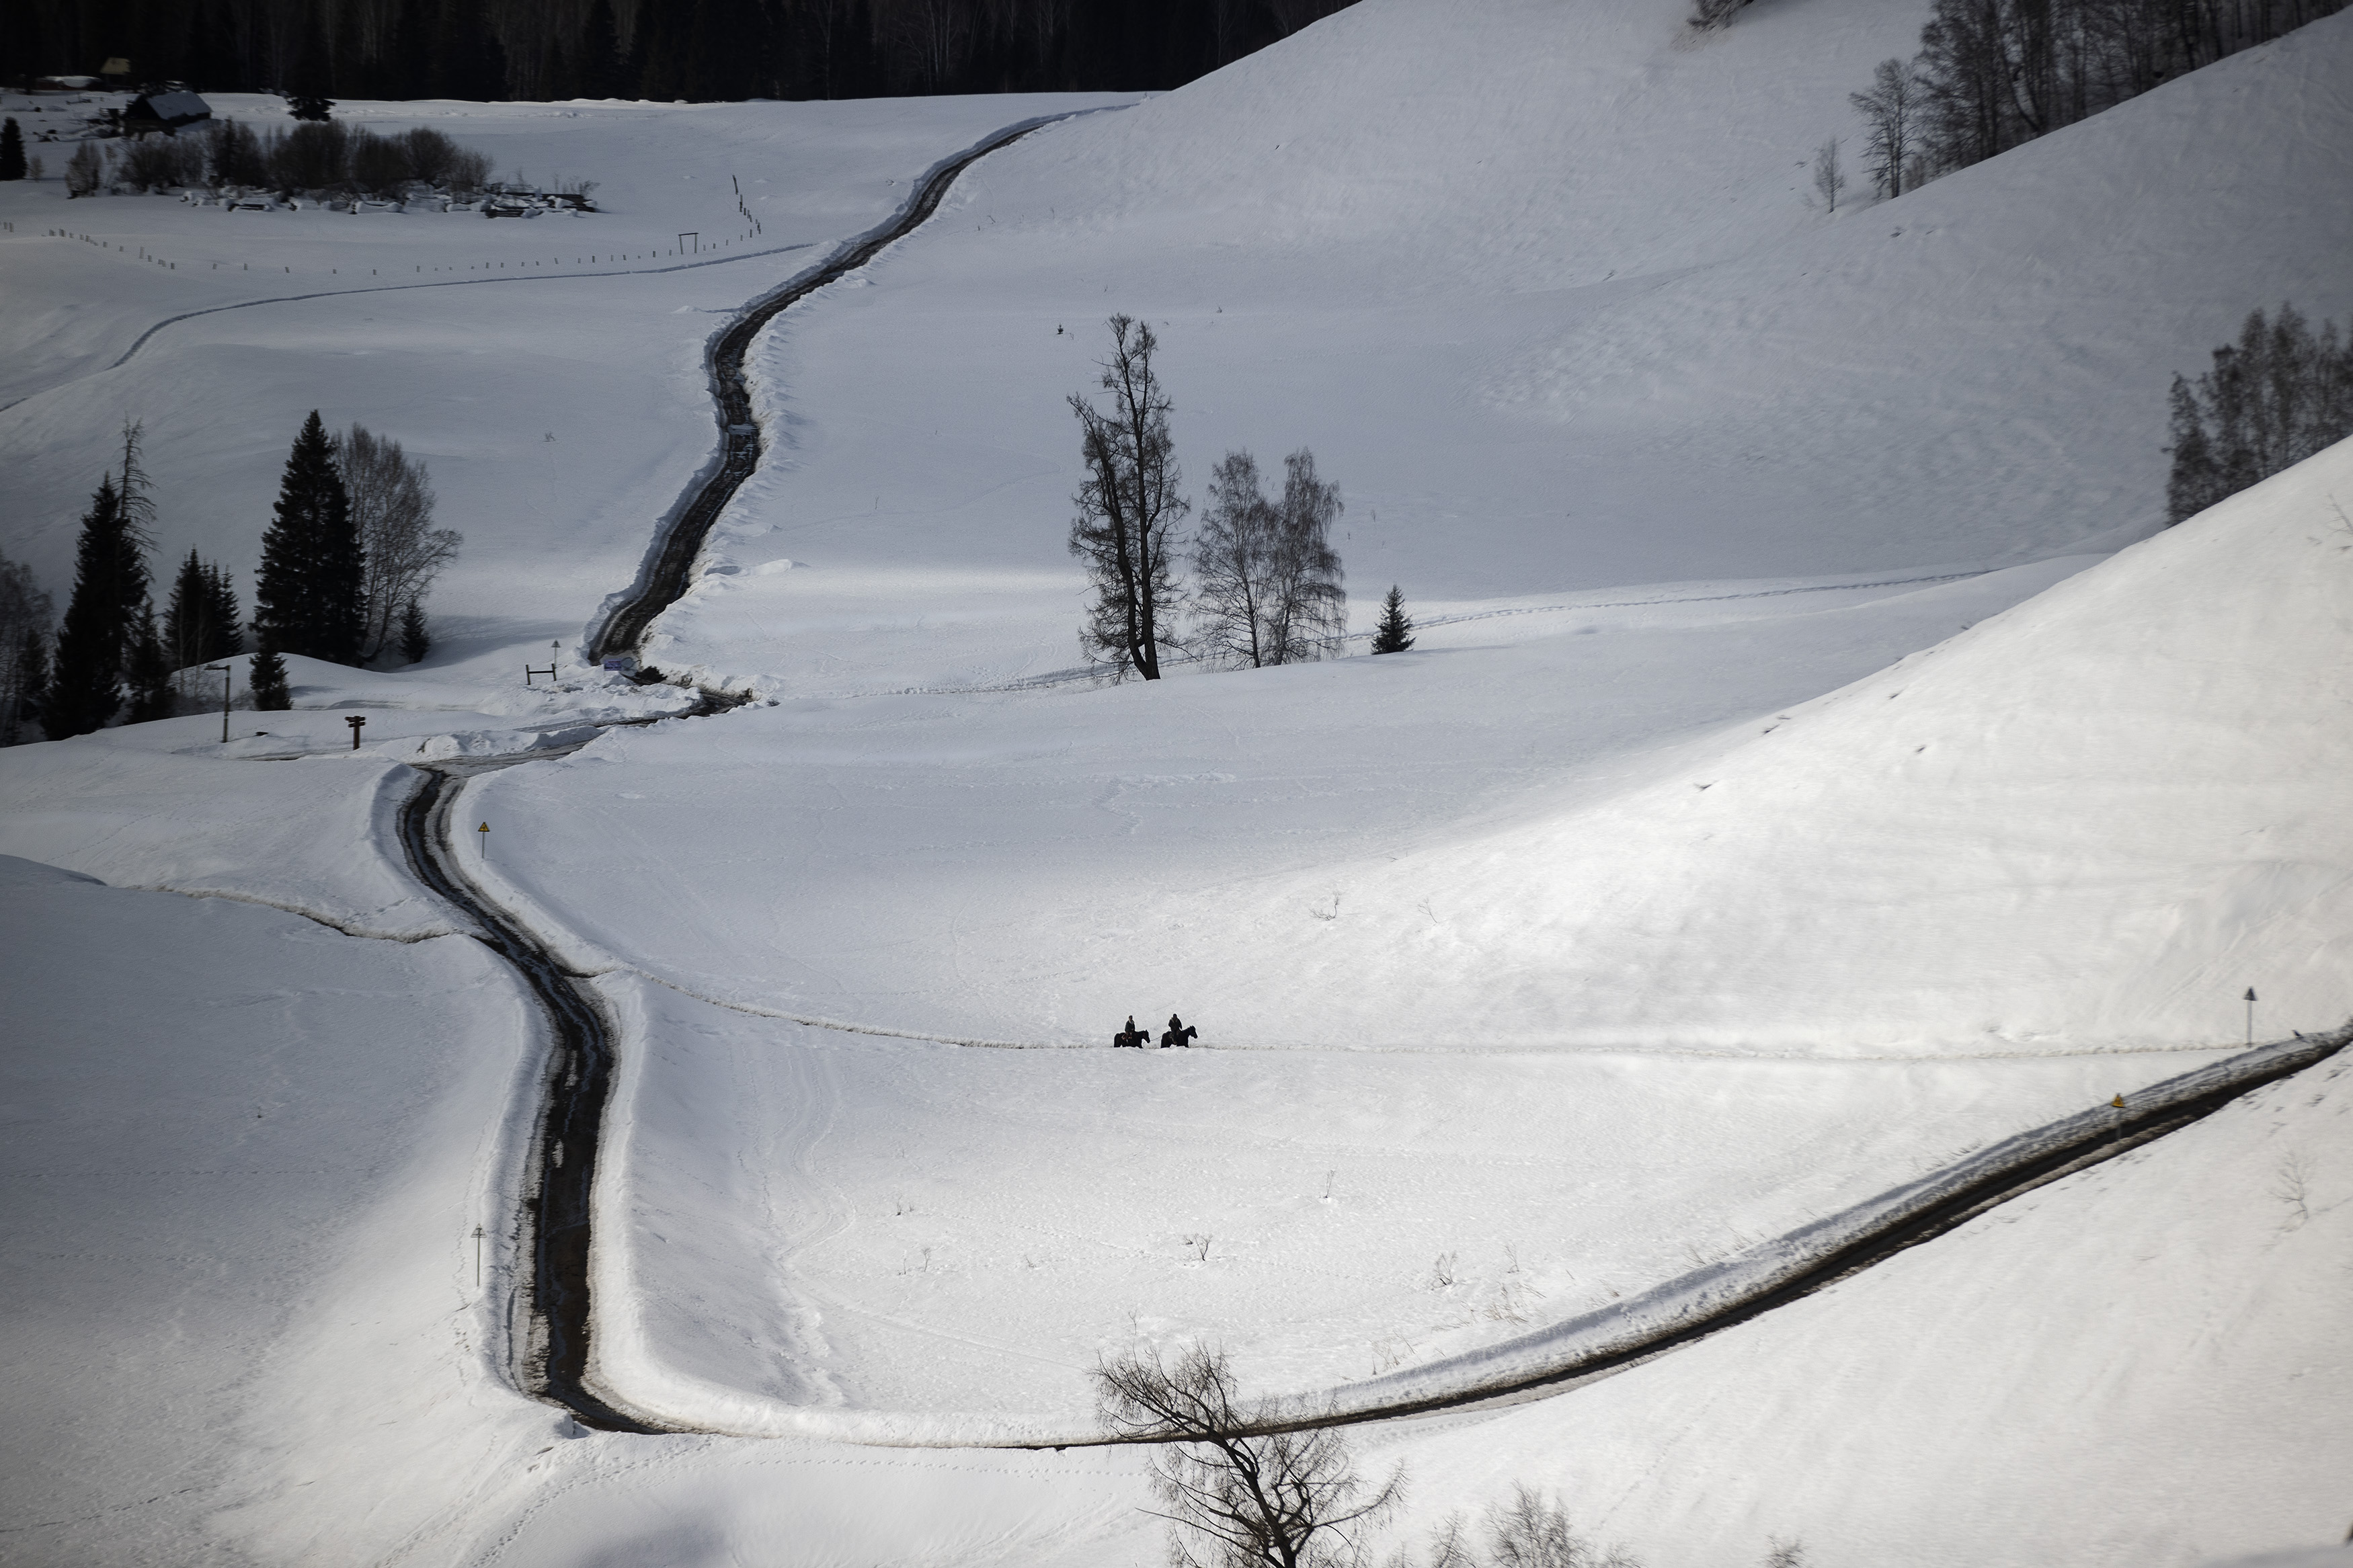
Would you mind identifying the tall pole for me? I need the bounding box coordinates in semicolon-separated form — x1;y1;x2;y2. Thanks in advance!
205;663;231;744
2245;987;2258;1046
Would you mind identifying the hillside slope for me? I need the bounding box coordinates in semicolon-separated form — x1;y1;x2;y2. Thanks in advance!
653;0;2353;694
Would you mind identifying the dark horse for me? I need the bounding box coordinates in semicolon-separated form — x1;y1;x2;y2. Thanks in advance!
1113;1014;1148;1048
1160;1014;1197;1048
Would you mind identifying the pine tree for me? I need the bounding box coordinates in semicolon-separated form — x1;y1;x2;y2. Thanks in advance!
248;643;292;710
124;603;174;723
165;548;209;668
1370;585;1414;654
0;118;26;181
399;600;430;663
44;475;151;737
255;411;366;664
207;565;245;656
165;548;243;667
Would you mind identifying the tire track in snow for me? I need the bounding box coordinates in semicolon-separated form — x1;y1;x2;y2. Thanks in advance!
0;241;822;416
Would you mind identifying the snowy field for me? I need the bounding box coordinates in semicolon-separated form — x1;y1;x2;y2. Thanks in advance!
4;0;2352;1564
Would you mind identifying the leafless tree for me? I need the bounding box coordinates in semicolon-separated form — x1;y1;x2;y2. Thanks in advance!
1480;1486;1636;1568
1094;1343;1403;1568
1810;138;1847;212
1193;450;1279;667
334;424;460;663
1849;58;1919;198
1266;448;1347;663
1070;315;1188;681
1193;448;1347;669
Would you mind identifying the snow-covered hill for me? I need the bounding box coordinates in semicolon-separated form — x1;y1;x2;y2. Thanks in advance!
2;0;2348;1563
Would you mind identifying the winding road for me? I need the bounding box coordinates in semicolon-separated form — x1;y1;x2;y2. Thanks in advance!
376;118;2352;1444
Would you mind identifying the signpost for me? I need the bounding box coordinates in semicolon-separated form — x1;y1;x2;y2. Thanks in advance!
477;821;489;857
204;663;232;744
345;714;367;749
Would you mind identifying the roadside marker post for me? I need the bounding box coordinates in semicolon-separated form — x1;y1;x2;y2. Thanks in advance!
2245;987;2258;1046
473;1224;484;1287
345;714;366;749
478;822;489;856
204;663;232;744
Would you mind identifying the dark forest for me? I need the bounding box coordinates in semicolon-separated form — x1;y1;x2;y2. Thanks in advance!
2;0;1363;101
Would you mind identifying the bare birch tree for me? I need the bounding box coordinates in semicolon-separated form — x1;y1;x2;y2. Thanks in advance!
334;424;459;664
1810;138;1847;212
1094;1344;1402;1568
1265;448;1347;663
1193;448;1347;669
1849;58;1919;198
1193;450;1279;668
1069;315;1187;681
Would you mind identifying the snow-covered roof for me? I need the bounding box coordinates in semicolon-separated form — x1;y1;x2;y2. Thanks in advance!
126;91;210;128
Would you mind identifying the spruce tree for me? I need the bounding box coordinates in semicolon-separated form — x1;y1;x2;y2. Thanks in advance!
124;603;174;723
165;548;210;667
255;411;366;664
44;476;150;737
1370;585;1414;654
399;600;430;664
165;549;244;667
249;644;292;710
0;118;26;181
208;565;245;656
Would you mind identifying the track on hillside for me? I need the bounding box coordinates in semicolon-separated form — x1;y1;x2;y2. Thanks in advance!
586;113;1078;666
395;753;668;1434
377;118;1074;1433
1010;1026;2350;1446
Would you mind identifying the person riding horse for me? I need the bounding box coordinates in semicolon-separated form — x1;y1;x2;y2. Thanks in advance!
1160;1013;1197;1048
1113;1015;1147;1048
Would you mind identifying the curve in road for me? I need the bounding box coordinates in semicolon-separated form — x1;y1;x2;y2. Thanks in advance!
587;112;1082;666
396;756;668;1434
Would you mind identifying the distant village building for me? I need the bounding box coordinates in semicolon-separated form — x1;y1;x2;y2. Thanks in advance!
123;91;212;136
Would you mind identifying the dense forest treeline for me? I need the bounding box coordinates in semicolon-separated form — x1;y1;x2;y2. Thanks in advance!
1838;0;2347;198
3;0;1361;102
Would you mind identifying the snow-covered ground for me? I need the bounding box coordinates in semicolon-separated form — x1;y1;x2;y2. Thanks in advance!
4;0;2350;1563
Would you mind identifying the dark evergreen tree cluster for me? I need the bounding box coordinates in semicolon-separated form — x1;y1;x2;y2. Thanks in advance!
1849;0;2346;198
22;408;446;740
2167;304;2353;524
0;118;26;181
165;549;245;669
4;0;1357;104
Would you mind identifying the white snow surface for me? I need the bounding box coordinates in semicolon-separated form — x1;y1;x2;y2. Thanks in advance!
3;0;2350;1563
